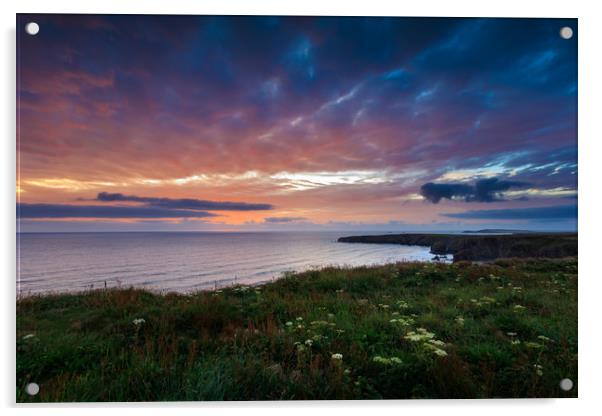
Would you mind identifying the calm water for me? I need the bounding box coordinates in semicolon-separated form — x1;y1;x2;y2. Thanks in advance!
17;232;436;295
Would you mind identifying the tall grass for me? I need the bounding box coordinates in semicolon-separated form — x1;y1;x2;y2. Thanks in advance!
17;258;577;401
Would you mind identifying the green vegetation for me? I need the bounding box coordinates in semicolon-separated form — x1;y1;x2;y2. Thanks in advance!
17;258;577;401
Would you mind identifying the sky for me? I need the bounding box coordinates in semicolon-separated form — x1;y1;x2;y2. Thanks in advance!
16;15;577;232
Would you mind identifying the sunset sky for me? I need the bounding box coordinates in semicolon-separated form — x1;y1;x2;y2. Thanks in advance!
17;15;577;232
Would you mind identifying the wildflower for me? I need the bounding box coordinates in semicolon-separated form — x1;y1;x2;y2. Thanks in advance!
391;312;400;316
378;304;390;309
296;344;306;352
432;348;448;357
534;364;543;376
513;305;526;312
455;316;465;326
343;369;351;375
506;332;517;337
537;335;552;342
296;317;304;322
404;329;435;342
511;339;521;345
335;289;345;293
304;339;313;347
285;321;293;327
331;353;343;361
358;299;369;305
327;313;335;320
496;286;504;290
390;357;403;364
525;342;543;349
22;334;35;340
132;318;146;326
396;300;409;309
428;339;446;347
423;343;448;357
373;356;390;365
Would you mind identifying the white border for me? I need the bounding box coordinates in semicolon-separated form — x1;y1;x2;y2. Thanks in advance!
2;1;601;414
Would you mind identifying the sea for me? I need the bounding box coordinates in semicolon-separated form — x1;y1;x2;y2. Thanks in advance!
16;231;437;295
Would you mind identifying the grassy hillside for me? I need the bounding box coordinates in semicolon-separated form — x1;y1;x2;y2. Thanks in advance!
17;258;577;401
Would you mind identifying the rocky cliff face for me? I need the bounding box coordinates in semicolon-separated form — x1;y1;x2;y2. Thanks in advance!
338;233;577;261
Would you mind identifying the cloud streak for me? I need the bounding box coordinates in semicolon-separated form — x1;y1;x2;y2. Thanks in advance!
95;192;274;211
263;216;307;223
17;203;217;219
442;204;576;220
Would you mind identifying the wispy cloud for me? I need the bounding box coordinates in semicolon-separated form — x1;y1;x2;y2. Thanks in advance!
17;203;217;219
442;204;576;220
95;192;274;211
263;216;307;223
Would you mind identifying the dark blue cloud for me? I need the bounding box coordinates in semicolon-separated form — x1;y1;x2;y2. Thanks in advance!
95;192;273;211
17;203;217;219
420;183;473;204
421;178;529;203
442;204;576;220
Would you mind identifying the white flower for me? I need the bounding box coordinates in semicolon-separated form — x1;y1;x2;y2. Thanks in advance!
285;321;293;327
22;334;35;340
132;318;146;326
537;335;552;342
331;353;343;361
304;339;313;347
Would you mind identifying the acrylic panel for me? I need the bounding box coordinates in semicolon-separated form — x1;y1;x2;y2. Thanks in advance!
16;14;577;401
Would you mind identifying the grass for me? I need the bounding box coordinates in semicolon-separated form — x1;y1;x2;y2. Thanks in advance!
17;258;577;401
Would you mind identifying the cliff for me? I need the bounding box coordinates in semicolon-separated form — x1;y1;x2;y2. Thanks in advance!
337;233;577;261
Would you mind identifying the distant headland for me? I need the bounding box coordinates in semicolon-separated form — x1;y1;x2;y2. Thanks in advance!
338;232;577;261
